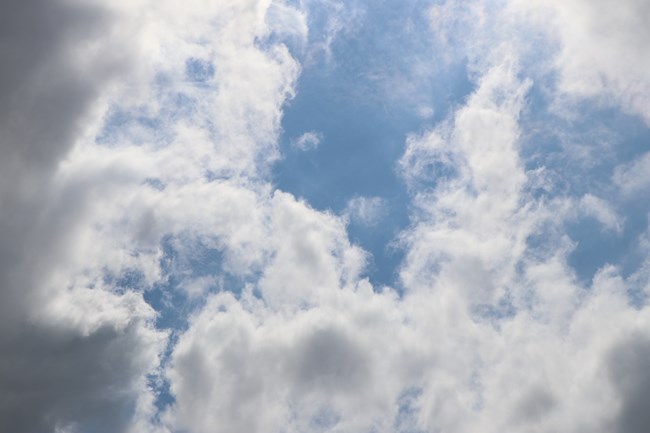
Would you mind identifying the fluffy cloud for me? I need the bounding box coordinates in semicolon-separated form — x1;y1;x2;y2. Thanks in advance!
166;274;412;433
399;57;533;298
0;1;166;432
509;0;650;123
392;3;650;432
165;32;650;433
2;1;650;433
0;0;304;431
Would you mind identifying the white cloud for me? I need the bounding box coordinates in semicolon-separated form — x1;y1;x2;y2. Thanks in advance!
578;194;624;234
266;1;309;42
0;0;306;431
614;151;650;196
399;56;533;298
165;278;420;433
292;131;323;151
345;196;388;226
301;0;366;64
2;1;650;433
417;106;435;119
393;13;650;431
162;29;650;433
256;191;368;310
161;3;650;432
509;0;650;123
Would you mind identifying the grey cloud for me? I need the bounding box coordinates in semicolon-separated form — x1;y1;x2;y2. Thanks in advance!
0;1;161;432
0;322;160;433
510;386;556;426
291;326;370;394
0;0;127;319
0;0;123;191
608;335;650;433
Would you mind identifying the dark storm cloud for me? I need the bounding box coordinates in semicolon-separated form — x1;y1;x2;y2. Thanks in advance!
0;323;157;433
0;0;122;185
0;2;160;433
291;326;370;393
0;0;122;320
608;335;650;433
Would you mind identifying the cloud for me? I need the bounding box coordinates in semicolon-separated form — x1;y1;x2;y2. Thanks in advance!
577;194;624;234
292;131;323;151
0;0;123;188
0;0;304;431
2;1;650;433
301;0;366;64
165;278;415;433
614;151;650;195
0;1;167;431
391;8;650;431
0;304;163;433
164;26;650;432
399;56;533;297
266;1;309;42
345;196;388;226
509;0;650;123
607;334;650;433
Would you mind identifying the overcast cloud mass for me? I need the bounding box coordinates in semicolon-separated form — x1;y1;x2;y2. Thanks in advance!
1;1;650;432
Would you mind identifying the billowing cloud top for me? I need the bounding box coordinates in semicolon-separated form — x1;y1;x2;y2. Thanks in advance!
1;1;650;433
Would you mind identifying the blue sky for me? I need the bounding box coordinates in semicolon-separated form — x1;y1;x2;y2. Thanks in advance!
275;0;474;288
2;1;650;433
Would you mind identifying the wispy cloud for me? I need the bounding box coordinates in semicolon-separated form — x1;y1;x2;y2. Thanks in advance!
292;131;324;150
345;196;388;226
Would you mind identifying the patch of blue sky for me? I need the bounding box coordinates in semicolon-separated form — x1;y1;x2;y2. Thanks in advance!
471;295;518;325
105;267;147;294
144;235;255;330
104;260;199;402
394;387;428;433
519;78;650;284
307;407;341;431
95;107;165;146
148;369;175;417
142;234;260;413
521;104;650;197
95;55;257;416
184;57;215;84
275;0;474;289
143;177;166;191
96;67;212;147
628;266;650;309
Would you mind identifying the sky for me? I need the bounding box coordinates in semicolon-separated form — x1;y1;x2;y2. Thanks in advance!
1;1;650;432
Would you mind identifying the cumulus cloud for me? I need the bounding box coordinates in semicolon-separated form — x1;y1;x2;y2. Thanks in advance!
0;0;303;431
2;1;650;433
0;1;167;431
165;276;411;433
164;28;650;433
394;43;650;433
509;0;650;123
